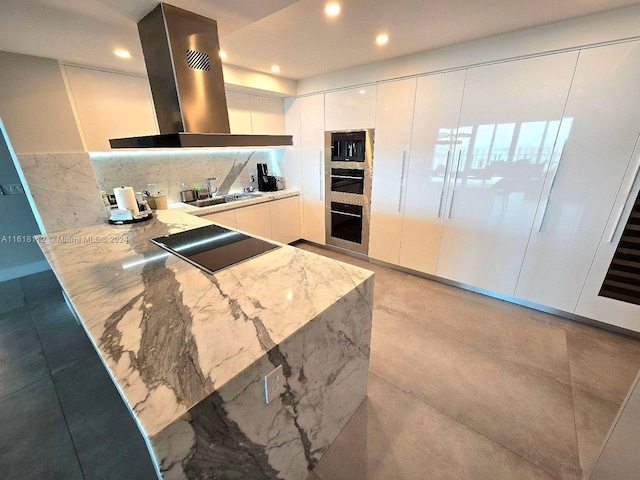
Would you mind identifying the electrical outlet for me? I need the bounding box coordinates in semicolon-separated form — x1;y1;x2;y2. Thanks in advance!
249;171;257;184
0;184;24;195
264;364;284;404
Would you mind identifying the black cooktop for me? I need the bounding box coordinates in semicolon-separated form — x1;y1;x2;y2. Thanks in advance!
150;224;279;275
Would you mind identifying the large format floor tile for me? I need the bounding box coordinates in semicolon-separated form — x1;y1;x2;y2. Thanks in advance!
379;273;571;384
53;355;158;480
0;321;49;399
369;308;581;479
19;269;61;306
567;330;640;405
0;278;26;313
314;374;555;480
572;386;622;479
30;295;96;374
0;377;83;480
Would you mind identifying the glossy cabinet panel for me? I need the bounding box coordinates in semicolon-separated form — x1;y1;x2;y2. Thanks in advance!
299;95;326;244
325;86;377;131
201;209;236;229
226;91;253;134
249;95;285;135
436;52;578;295
516;42;640;313
235;202;273;239
398;71;466;274
576;153;640;333
270;196;301;244
369;78;417;264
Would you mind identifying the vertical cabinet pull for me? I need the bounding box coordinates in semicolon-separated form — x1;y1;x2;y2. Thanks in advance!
537;147;564;232
448;150;463;219
608;158;640;242
398;151;407;212
437;150;452;218
319;150;324;201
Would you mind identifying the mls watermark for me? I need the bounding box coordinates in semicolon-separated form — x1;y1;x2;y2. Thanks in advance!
1;235;127;244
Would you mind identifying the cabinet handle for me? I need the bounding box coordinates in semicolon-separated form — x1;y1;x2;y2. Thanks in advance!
398;151;407;212
330;210;362;218
319;150;324;202
537;147;564;232
437;150;452;218
448;150;463;219
608;158;640;242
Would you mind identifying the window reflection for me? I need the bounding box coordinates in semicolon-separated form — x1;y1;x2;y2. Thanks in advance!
429;118;574;190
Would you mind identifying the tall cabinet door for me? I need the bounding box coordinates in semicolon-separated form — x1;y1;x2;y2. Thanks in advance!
369;78;417;264
299;94;326;244
325;86;377;131
575;150;640;332
435;52;578;295
516;42;640;313
398;70;466;274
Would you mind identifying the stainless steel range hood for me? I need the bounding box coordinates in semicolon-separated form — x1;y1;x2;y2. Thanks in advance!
109;3;292;149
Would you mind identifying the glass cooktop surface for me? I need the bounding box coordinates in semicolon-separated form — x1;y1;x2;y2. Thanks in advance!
150;224;279;275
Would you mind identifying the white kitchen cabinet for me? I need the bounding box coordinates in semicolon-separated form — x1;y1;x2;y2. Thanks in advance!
325;86;377;132
249;95;285;134
397;71;466;274
226;91;253;134
575;152;640;333
299;94;326;244
270;196;301;244
235;202;272;239
201;209;237;229
435;52;578;296
515;41;640;313
368;78;417;264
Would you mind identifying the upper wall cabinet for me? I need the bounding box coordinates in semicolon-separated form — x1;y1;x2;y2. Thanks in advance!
63;65;158;151
249;95;285;135
325;86;377;131
226;91;253;134
435;52;578;296
369;78;417;264
398;70;466;275
516;41;640;313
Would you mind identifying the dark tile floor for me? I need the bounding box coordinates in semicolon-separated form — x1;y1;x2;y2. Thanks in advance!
3;245;640;480
0;270;157;480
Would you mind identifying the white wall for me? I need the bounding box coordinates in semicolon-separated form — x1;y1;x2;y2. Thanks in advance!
0;51;84;153
297;5;640;95
0;121;48;280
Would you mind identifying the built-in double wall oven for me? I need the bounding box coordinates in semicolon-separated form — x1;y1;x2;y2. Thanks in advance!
325;130;374;254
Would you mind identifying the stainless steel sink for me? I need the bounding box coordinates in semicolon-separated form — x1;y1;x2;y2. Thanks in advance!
191;192;262;207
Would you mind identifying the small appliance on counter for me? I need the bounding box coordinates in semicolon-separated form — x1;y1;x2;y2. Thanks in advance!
108;186;154;225
257;163;278;192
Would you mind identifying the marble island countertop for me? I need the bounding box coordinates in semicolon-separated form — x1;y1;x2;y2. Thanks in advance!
37;204;373;442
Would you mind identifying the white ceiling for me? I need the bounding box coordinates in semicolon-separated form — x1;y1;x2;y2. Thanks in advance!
1;0;640;81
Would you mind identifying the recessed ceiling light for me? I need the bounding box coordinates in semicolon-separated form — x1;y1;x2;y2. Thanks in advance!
325;3;341;16
359;89;366;94
375;34;389;45
271;65;280;73
114;49;131;59
219;50;228;59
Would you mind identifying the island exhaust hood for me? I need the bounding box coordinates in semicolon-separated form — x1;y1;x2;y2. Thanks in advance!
109;3;292;149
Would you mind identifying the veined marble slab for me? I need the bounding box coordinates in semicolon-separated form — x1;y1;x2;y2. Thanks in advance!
38;207;374;479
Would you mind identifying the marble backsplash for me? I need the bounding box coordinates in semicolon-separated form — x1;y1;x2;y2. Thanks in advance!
91;149;284;202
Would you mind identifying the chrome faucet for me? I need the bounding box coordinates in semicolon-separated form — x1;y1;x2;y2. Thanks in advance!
206;177;219;197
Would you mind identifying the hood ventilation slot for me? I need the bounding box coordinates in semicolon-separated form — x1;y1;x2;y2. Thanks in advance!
186;49;211;71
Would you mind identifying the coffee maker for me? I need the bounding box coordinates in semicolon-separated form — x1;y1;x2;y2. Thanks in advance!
257;163;278;192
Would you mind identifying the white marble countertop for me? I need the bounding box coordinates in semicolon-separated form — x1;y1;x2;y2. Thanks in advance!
37;204;373;439
175;189;300;217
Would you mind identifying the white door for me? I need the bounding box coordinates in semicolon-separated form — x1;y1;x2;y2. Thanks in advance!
270;196;301;244
201;209;236;229
516;41;640;313
575;150;640;333
235;203;272;239
299;94;326;244
436;52;578;296
368;78;417;264
325;86;377;131
398;70;466;274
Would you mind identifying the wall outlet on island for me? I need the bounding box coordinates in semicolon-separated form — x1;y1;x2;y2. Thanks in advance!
264;364;284;404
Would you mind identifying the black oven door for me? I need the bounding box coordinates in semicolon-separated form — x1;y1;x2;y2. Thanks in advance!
330;168;365;195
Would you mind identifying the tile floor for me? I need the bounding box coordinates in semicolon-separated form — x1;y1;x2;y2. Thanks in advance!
0;270;157;480
2;243;640;480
